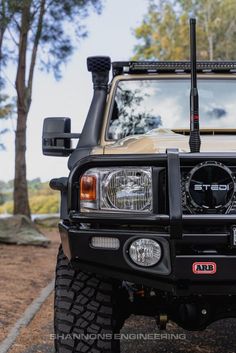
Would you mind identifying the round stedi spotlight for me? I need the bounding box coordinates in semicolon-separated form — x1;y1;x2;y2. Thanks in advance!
129;238;161;267
187;161;235;211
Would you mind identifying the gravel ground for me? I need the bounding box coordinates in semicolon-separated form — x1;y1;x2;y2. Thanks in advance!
6;293;236;353
121;316;236;353
0;228;59;342
7;294;54;353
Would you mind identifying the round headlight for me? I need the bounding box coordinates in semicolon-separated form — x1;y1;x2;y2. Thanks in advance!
103;168;152;211
129;238;161;267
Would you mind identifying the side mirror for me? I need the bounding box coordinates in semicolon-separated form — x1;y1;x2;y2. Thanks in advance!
42;117;80;156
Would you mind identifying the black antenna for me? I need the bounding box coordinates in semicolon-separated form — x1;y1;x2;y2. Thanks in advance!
189;18;201;153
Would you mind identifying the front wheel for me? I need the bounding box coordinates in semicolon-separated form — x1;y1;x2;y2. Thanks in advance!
54;246;126;353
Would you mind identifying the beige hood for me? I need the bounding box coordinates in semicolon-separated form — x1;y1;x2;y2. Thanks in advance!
103;128;236;154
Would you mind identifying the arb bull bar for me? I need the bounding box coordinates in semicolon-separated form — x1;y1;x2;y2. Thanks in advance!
59;150;236;296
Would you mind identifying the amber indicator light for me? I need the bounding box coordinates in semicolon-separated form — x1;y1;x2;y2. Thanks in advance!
80;175;97;201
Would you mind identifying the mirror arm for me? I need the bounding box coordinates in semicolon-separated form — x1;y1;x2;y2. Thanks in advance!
50;177;68;191
43;133;81;139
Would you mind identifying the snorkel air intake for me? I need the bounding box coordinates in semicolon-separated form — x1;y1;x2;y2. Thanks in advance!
189;18;201;153
78;56;111;148
68;56;111;169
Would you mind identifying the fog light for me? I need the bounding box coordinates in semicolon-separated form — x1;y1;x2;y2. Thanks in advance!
129;238;161;267
91;236;120;250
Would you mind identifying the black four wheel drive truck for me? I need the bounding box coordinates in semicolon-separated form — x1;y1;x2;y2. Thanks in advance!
42;19;236;353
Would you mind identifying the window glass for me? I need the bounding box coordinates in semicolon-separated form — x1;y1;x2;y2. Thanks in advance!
108;79;236;140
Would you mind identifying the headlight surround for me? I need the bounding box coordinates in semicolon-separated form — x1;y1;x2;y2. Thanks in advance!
80;167;152;213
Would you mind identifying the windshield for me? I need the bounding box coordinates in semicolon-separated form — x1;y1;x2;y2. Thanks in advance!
107;78;236;140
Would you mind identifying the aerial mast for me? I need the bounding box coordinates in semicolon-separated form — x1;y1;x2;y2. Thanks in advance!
189;18;201;153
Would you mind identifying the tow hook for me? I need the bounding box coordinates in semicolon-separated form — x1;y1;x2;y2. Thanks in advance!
156;313;168;330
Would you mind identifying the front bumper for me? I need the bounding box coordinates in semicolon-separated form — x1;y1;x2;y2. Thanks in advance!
58;150;236;296
59;222;236;296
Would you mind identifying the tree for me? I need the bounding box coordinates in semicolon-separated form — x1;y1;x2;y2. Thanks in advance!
132;0;236;61
0;0;103;218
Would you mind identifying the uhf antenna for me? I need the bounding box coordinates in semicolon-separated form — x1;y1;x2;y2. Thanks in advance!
189;18;201;153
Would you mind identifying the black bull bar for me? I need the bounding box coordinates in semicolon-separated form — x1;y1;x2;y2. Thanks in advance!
56;150;236;295
67;150;236;236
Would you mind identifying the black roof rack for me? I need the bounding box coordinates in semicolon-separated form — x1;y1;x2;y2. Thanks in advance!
112;61;236;76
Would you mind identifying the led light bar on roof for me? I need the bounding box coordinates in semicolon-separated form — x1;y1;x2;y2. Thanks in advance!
112;61;236;76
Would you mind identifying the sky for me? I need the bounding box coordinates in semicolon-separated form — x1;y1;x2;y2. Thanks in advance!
0;0;148;182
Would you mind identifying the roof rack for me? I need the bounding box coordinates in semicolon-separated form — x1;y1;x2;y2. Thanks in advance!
112;61;236;76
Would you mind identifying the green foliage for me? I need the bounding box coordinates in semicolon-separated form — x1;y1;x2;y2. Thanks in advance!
132;0;236;61
0;200;13;214
0;179;59;214
0;94;14;119
0;190;12;205
0;1;18;125
0;94;15;150
1;0;103;78
29;193;59;214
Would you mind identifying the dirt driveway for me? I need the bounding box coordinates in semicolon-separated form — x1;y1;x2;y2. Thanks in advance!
0;228;59;343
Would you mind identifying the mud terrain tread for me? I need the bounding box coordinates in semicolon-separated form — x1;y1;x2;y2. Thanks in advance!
54;246;121;353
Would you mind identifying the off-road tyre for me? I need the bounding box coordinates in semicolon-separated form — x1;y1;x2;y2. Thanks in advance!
54;246;127;353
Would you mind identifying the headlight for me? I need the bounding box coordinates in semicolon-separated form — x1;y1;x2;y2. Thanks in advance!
80;167;152;213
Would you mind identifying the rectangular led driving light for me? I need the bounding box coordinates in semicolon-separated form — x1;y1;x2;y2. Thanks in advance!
91;236;120;250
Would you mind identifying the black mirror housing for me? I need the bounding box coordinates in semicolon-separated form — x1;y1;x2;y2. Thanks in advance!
42;117;80;156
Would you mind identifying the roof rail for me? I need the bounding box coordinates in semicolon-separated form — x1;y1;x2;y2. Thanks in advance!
112;61;236;76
